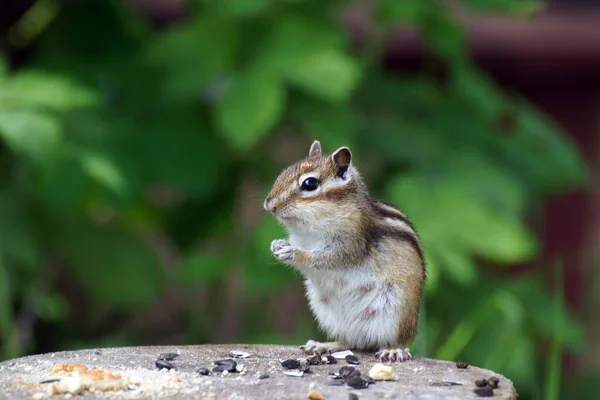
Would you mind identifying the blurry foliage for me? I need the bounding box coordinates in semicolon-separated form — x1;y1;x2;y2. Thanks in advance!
0;0;591;398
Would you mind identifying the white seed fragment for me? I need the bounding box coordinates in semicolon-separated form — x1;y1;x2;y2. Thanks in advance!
368;363;395;381
331;350;354;359
230;350;253;359
282;369;304;377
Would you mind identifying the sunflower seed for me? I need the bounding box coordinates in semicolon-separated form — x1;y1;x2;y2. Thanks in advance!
197;368;210;376
156;360;175;370
346;376;369;389
258;374;270;380
488;377;499;389
455;361;468;369
345;355;359;365
158;352;179;361
331;350;354;359
230;350;253;359
40;379;61;384
280;359;301;369
283;369;304;377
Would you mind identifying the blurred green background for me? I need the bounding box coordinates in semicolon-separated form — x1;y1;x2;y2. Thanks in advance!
0;0;598;399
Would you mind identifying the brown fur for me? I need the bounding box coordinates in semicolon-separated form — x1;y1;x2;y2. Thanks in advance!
266;141;426;348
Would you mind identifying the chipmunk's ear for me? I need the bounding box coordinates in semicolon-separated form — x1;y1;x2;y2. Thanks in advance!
308;140;322;157
332;147;351;178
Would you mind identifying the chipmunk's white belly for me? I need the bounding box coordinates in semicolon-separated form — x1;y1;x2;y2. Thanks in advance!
303;267;405;349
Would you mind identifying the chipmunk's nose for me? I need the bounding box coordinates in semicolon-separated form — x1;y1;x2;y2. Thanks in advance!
264;196;276;212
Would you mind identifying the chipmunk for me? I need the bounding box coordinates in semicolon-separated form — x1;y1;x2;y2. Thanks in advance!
264;140;425;362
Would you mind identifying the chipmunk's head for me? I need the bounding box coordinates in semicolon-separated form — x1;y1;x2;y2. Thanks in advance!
264;140;366;231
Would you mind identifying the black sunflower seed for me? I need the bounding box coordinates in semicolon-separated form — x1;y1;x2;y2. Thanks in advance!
197;368;210;376
339;366;356;378
212;359;237;372
280;359;301;370
158;352;179;361
40;379;61;384
156;360;175;370
326;355;337;364
475;379;488;387
456;361;468;369
258;374;270;380
348;394;359;400
488;377;499;389
345;355;359;365
346;376;369;389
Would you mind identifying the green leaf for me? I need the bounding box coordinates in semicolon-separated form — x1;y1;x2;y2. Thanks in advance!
285;48;361;103
463;0;543;15
221;0;269;16
61;224;162;309
146;15;239;99
0;193;40;269
387;174;536;269
0;110;62;167
178;251;230;285
294;96;358;149
215;72;285;150
77;150;129;198
245;217;297;294
0;55;7;82
0;71;100;111
377;0;421;25
256;15;359;102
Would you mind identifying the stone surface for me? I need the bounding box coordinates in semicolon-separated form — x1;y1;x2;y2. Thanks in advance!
0;344;517;399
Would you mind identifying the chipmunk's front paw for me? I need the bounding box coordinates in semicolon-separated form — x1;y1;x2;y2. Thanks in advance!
376;348;412;363
271;239;295;264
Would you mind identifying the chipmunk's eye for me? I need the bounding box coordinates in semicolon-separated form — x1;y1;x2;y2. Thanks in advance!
301;177;320;191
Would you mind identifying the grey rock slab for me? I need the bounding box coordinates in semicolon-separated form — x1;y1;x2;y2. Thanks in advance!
0;344;517;399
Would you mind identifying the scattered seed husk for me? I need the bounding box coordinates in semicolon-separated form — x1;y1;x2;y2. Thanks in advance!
158;352;179;361
281;359;301;369
213;359;237;373
443;380;464;386
345;370;361;381
40;379;61;384
197;368;210;376
345;355;359;365
368;363;395;381
283;369;304;377
348;394;359;400
339;366;356;378
308;355;321;365
488;377;500;389
155;360;175;370
345;376;369;389
475;379;488;387
307;389;325;400
331;350;354;359
474;386;494;397
230;350;253;359
325;355;337;364
455;361;469;369
258;374;270;380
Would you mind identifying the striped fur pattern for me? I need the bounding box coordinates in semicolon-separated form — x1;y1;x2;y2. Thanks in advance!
265;141;425;353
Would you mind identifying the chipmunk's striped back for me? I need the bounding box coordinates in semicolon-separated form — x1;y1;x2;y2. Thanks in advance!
265;140;425;359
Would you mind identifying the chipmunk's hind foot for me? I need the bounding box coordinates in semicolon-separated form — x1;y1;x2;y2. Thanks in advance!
376;348;412;362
